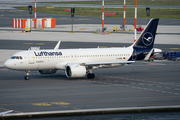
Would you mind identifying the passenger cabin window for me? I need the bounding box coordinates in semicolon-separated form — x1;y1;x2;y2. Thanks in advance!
11;56;23;60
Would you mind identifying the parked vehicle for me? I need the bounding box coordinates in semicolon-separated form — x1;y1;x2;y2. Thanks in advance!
163;52;180;61
137;25;144;31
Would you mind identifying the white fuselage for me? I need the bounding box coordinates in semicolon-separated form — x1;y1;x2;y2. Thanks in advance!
5;47;133;71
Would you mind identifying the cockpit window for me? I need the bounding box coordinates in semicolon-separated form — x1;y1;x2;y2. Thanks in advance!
11;56;23;60
11;56;16;59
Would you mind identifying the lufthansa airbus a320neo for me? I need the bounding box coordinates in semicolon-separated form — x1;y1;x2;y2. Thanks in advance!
4;18;159;80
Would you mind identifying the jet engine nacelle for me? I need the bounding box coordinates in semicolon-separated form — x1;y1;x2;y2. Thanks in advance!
38;69;57;74
65;64;86;78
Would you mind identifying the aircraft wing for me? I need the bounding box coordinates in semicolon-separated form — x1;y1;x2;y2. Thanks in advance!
84;61;135;68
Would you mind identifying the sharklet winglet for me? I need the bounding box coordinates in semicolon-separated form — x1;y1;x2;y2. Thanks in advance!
54;41;61;50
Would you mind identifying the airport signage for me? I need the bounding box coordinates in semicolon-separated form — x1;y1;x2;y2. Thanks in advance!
146;7;150;16
28;6;32;15
71;8;75;17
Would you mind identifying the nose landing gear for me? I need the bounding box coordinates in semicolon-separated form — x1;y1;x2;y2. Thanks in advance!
25;70;30;80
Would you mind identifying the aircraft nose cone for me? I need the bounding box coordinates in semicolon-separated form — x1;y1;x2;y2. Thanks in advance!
4;60;9;68
4;59;13;69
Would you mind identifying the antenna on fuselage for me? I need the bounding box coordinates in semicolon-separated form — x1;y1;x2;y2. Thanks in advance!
54;41;61;50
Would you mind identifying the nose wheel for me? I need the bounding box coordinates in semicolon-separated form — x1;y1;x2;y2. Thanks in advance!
24;70;30;80
24;76;30;80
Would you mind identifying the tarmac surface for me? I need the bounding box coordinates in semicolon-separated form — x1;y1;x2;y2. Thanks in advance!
0;58;180;111
1;40;180;51
1;41;180;117
1;55;180;119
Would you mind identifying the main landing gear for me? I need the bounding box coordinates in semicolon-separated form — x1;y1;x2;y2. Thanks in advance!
24;70;30;80
87;73;95;79
87;69;95;79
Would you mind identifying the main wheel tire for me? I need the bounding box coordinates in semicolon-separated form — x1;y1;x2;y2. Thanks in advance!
87;73;90;78
90;73;95;79
87;73;95;79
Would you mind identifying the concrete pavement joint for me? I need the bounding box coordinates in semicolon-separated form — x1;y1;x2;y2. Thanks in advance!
88;76;180;95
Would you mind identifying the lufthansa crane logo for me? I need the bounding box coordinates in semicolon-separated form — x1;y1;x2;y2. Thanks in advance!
142;32;153;46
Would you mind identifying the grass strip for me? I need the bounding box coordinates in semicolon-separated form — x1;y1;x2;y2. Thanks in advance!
15;6;180;19
44;0;180;6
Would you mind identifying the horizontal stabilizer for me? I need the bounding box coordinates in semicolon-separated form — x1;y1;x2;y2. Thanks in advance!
144;49;154;61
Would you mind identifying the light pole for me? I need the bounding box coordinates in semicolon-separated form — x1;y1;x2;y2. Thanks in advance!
71;8;75;32
123;0;126;31
134;0;137;42
28;5;32;32
102;0;104;32
35;0;37;28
